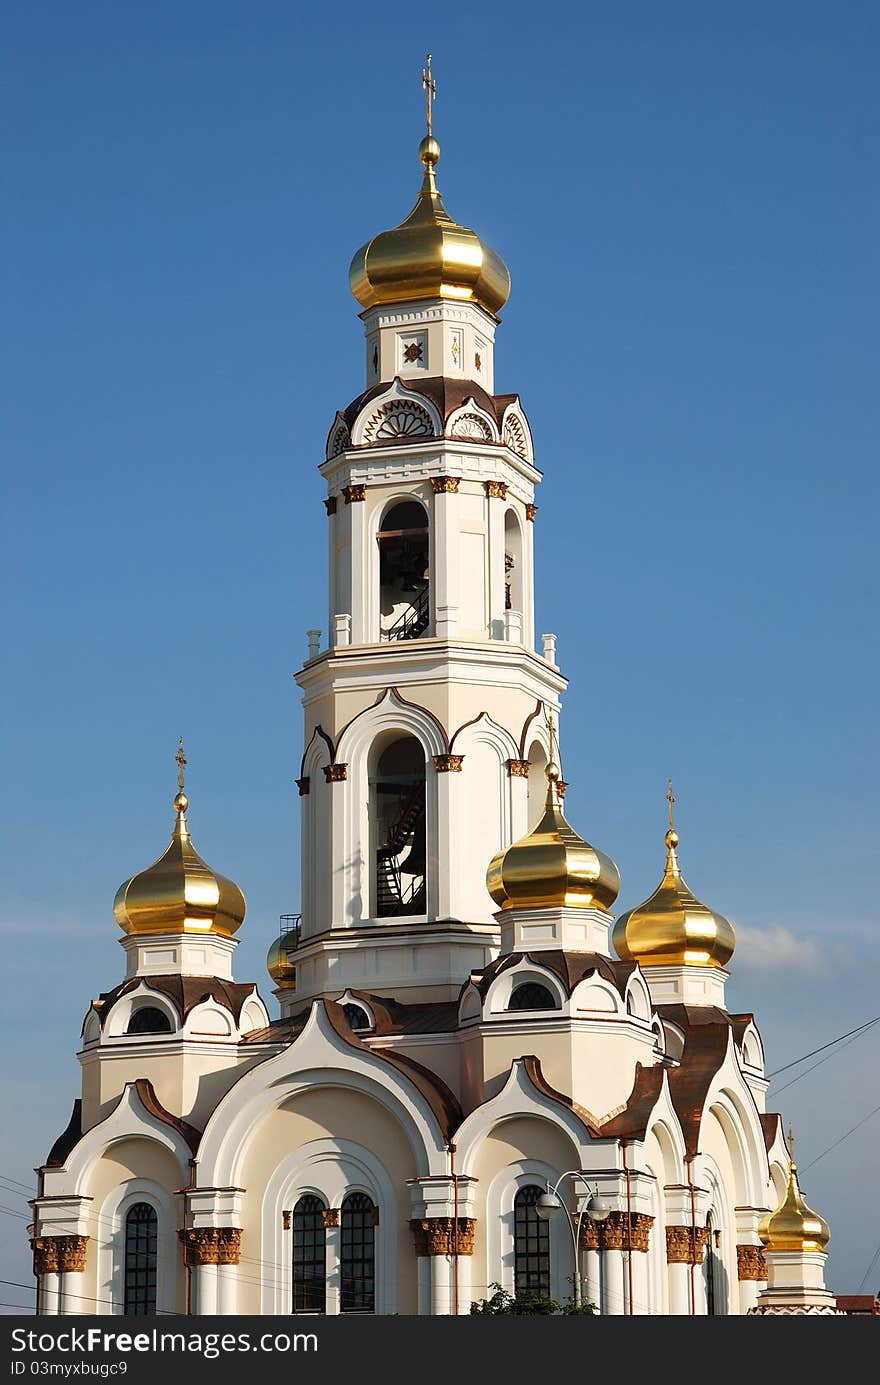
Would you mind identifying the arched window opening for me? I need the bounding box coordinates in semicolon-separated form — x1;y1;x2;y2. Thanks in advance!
370;736;426;917
378;501;430;641
124;1203;158;1316
705;1211;722;1315
342;1002;371;1032
509;982;557;1012
340;1193;376;1314
126;1006;173;1035
514;1185;550;1296
292;1195;327;1315
504;509;523;616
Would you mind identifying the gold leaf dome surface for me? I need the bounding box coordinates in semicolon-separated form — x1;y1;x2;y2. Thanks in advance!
349;139;511;318
612;827;735;969
114;789;246;938
758;1159;830;1253
487;764;621;912
266;934;297;990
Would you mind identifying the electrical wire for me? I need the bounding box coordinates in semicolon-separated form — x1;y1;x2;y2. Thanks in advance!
770;1023;879;1097
858;1242;880;1293
766;1014;880;1079
802;1102;880;1173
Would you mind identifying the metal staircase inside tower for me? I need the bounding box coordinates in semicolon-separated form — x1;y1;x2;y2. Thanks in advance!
381;585;430;642
376;783;426;916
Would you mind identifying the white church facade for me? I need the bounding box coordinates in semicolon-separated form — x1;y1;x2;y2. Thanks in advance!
28;69;838;1318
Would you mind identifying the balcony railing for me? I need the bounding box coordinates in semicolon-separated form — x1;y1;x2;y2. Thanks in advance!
279;913;302;954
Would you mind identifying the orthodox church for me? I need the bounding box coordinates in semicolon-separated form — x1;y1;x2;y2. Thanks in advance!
29;65;838;1317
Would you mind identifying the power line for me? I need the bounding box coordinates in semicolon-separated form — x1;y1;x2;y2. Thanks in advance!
767;1014;880;1079
802;1102;880;1172
0;1173;38;1195
858;1242;880;1293
771;1023;878;1097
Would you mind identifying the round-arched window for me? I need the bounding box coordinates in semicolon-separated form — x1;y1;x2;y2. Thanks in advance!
342;1003;371;1033
508;982;557;1012
126;1007;173;1035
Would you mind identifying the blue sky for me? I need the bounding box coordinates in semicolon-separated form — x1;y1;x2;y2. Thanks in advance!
2;1;877;1303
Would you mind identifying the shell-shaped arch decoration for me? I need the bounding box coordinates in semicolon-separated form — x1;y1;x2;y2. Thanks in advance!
500;403;533;463
362;398;436;444
447;399;498;444
326;416;350;460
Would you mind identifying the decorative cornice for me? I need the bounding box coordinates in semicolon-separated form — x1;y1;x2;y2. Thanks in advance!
343;484;366;504
322;1209;340;1229
507;758;530;778
433;754;464;773
323;496;338;516
430;476;461;494
485;480;508;499
32;1235;89;1276
666;1225;710;1265
737;1244;767;1281
579;1212;653;1253
409;1217;476;1257
295;776;310;796
322;763;349;783
525;503;538;522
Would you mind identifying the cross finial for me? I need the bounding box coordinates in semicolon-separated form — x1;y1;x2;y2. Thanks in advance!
666;778;676;830
176;737;187;792
788;1121;795;1164
422;53;436;136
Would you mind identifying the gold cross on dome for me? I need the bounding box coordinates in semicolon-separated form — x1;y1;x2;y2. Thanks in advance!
788;1121;795;1162
667;778;676;829
176;737;187;791
422;53;436;136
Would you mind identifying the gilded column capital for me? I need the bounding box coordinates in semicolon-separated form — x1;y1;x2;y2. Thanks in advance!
736;1244;767;1281
525;503;538;522
322;1209;340;1229
31;1235;89;1275
179;1227;221;1267
589;1212;653;1253
216;1229;242;1265
323;496;338;515
507;758;530;778
322;763;349;783
430;476;461;494
409;1217;476;1257
433;754;463;773
666;1225;709;1265
31;1238;60;1276
343;484;366;504
485;480;508;500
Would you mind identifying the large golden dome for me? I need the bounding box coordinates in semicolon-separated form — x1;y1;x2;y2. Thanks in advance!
487;763;621;912
349;136;511;318
114;753;246;938
759;1156;830;1253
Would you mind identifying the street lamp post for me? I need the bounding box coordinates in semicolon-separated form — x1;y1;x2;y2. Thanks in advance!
534;1172;611;1310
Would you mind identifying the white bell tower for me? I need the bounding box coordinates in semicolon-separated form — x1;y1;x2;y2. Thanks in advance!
285;76;567;1009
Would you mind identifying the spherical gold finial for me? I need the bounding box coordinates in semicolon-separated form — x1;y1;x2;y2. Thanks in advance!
665;828;679;849
545;760;561;782
419;134;440;167
174;791;189;814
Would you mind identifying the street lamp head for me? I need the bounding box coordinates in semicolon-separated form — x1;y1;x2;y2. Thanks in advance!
534;1191;561;1222
585;1194;611;1223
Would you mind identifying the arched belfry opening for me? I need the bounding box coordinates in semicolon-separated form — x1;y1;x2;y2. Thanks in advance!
370;735;427;917
504;508;523;616
378;500;430;641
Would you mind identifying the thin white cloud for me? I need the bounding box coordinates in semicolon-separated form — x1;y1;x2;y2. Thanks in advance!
733;922;825;975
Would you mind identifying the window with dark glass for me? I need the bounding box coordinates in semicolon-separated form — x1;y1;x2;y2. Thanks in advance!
124;1202;158;1315
292;1195;326;1314
508;982;556;1012
340;1193;375;1314
342;1003;371;1032
126;1007;173;1035
514;1185;550;1296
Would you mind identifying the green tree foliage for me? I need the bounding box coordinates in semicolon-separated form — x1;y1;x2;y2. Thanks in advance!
470;1283;597;1315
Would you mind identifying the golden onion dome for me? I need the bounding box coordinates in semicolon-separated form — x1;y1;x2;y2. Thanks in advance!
487;763;621;912
266;934;297;991
114;750;246;938
758;1157;830;1254
349;136;511;318
612;794;735;968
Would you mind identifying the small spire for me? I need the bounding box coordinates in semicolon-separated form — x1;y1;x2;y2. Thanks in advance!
422;53;436;138
665;778;679;856
789;1120;796;1167
174;738;189;819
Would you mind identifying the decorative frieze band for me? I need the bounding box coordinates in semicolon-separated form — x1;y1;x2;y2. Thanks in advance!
322;763;349;783
736;1244;767;1281
179;1227;242;1267
31;1235;89;1276
666;1225;710;1265
578;1212;653;1253
525;503;538;522
323;496;338;516
410;1217;476;1257
485;480;508;500
433;754;464;773
430;476;461;494
507;758;530;778
343;484;366;504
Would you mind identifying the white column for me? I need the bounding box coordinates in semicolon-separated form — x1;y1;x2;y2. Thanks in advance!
487;489;506;638
325;1223;341;1315
602;1250;625;1315
347;492;368;643
629;1251;650;1316
191;1262;218;1315
432;483;459;638
454;1251;473;1315
417;1257;431;1316
217;1263;237;1316
584;1248;601;1312
430;1254;452;1316
667;1261;690;1315
59;1272;85;1315
738;1276;761;1315
40;1272;60;1315
435;763;456;919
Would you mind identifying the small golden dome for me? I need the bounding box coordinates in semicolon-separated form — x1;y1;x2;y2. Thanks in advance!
349;139;511;318
487;763;621;912
759;1158;830;1253
266;935;297;990
612;799;735;968
114;752;246;938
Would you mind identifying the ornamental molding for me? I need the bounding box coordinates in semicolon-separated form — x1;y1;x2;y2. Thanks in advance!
322;763;349;783
179;1228;219;1266
449;411;494;442
507;758;530;778
322;1209;340;1229
362;398;436;445
32;1235;89;1275
429;475;461;494
485;480;508;499
216;1228;242;1265
326;422;350;461
433;754;464;773
525;502;538;522
409;1217;476;1257
666;1225;710;1265
343;484;366;504
579;1212;653;1253
502;411;529;460
737;1244;767;1281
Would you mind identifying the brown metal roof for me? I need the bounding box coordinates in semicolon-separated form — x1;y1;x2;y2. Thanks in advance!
89;975;261;1031
469;950;637;1003
341;377;518;435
